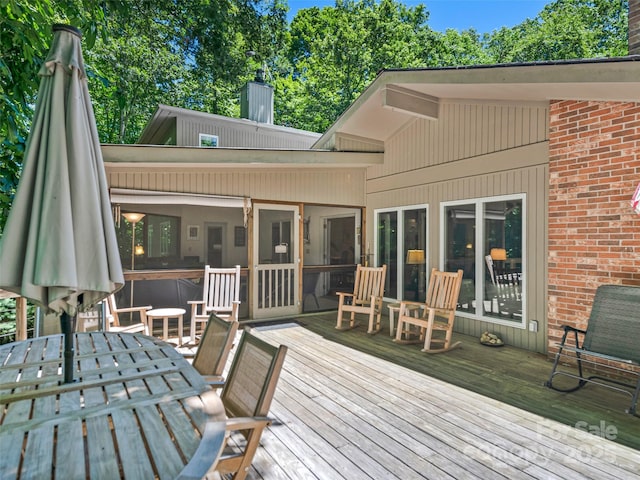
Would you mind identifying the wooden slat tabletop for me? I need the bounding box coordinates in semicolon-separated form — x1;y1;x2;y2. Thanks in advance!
0;331;225;479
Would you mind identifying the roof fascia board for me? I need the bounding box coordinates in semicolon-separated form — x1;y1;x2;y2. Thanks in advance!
101;144;382;168
379;57;640;86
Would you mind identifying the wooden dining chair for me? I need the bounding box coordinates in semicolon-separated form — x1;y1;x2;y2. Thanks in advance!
184;313;239;385
105;294;152;335
394;268;463;353
335;264;387;334
189;265;241;343
211;329;288;480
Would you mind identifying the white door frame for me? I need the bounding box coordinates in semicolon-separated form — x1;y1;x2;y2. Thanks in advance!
251;203;300;319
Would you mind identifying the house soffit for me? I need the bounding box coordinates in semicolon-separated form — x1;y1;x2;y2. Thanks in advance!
316;57;640;149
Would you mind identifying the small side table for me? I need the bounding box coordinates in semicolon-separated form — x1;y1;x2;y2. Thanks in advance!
388;303;422;337
146;308;185;343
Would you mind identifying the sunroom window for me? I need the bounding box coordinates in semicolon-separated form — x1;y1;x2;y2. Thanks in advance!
375;205;428;301
442;195;525;327
118;213;180;270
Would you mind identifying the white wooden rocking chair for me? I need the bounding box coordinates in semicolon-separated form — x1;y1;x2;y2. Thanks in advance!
189;265;241;343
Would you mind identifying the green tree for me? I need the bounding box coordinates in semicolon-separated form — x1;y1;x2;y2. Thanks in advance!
85;11;193;143
485;0;628;62
175;0;288;116
0;0;288;231
282;0;441;132
0;0;131;231
1;0;631;232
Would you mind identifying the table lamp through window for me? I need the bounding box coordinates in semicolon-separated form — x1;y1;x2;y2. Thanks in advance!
490;248;507;274
406;249;425;300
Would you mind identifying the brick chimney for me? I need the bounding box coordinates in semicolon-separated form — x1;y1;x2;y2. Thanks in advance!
630;0;640;54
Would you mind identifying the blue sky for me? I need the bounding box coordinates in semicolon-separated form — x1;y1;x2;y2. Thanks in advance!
286;1;549;33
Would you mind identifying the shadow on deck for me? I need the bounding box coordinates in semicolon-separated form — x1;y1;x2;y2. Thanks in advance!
248;310;640;452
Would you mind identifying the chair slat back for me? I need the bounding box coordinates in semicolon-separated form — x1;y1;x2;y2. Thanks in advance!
221;330;288;419
426;268;463;310
192;314;239;377
203;265;241;315
352;264;387;304
583;284;640;364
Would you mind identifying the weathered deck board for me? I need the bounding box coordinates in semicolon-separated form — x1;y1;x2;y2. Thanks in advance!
295;312;640;450
235;321;640;480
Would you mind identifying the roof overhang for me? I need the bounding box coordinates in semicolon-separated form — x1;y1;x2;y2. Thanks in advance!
314;56;640;149
102;144;383;169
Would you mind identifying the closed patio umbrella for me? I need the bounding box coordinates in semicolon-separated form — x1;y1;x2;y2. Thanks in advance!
0;25;124;382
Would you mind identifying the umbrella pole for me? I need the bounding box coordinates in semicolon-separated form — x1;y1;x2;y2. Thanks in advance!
60;311;76;383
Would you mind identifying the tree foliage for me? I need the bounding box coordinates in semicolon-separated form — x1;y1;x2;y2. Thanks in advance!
0;0;126;230
485;0;628;62
0;0;630;232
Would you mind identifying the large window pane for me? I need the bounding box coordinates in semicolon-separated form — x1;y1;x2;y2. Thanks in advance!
443;195;524;325
483;199;523;320
377;211;398;299
118;213;180;270
445;204;476;314
403;209;427;301
376;206;428;301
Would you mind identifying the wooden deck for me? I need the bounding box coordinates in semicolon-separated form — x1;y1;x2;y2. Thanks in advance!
231;313;640;479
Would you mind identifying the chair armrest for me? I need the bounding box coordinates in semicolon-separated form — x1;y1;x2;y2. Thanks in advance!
224;416;271;432
189;301;206;318
202;376;225;388
563;325;586;334
115;305;152;314
336;292;354;299
176;390;226;480
399;300;425;308
175;420;226;480
229;301;241;321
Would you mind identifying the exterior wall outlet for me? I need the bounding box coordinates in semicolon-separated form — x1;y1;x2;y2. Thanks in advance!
529;320;538;332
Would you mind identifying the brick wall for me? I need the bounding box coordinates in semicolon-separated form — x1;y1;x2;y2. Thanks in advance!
548;100;640;352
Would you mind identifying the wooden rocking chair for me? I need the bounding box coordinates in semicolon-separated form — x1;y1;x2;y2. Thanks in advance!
335;264;387;334
394;268;463;353
189;265;241;343
104;294;152;335
211;330;288;480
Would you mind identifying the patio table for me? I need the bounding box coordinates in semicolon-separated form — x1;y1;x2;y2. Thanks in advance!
147;307;186;343
0;331;225;479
